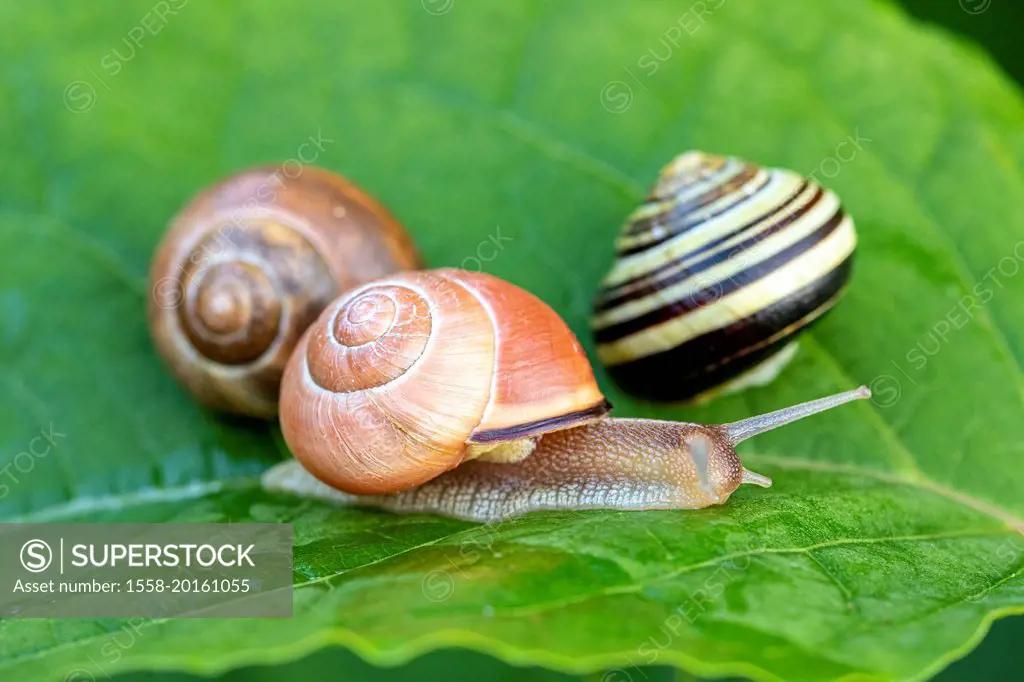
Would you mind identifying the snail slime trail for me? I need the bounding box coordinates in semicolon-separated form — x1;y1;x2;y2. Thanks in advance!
148;166;421;417
268;267;870;522
593;151;857;404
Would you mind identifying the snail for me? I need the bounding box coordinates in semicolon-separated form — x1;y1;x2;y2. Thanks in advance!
264;268;869;522
592;151;857;403
148;166;422;417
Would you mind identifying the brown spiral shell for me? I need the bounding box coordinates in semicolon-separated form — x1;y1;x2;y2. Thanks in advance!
148;166;422;417
279;268;611;495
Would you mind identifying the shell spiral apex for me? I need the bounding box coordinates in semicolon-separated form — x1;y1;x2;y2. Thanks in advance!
148;165;421;417
592;150;857;403
278;268;610;496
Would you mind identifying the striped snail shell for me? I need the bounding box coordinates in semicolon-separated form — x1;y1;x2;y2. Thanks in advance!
278;268;611;495
592;151;857;403
148;166;421;417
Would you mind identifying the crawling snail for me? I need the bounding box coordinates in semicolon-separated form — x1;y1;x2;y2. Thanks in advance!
148;166;421;417
593;151;857;403
264;268;869;522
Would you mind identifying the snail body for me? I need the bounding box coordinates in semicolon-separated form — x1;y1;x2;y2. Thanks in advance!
148;166;421;417
270;268;870;522
593;151;857;403
266;387;869;522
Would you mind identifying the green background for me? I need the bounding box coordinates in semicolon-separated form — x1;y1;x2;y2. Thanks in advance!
116;1;1023;680
2;0;1021;680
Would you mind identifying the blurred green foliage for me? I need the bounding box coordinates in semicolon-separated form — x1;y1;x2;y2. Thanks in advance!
900;0;1024;84
1;0;1018;680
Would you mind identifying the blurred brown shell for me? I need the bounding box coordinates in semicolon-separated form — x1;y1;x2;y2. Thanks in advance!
148;166;422;417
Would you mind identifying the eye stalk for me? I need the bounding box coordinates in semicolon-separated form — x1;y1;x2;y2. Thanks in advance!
722;385;872;444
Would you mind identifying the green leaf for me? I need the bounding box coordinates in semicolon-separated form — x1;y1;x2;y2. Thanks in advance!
1;0;1023;681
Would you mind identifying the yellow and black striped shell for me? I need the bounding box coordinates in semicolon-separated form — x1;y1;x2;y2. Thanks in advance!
592;151;856;403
